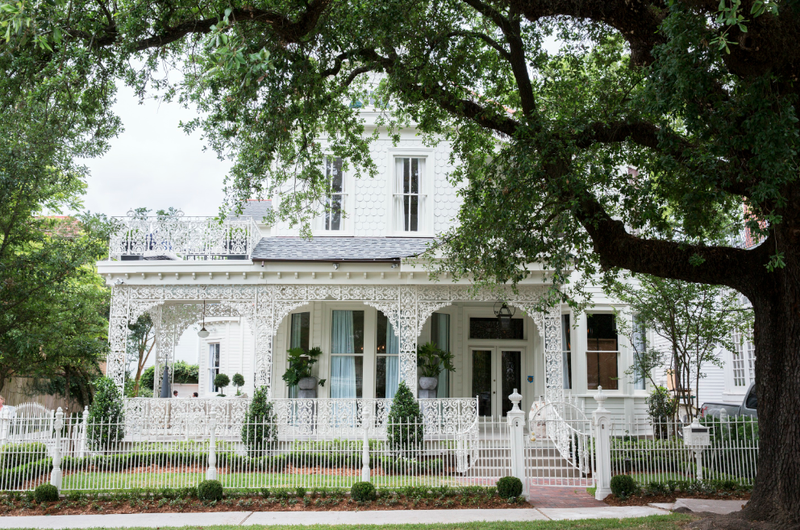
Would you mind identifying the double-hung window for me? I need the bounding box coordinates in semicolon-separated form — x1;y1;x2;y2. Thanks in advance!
288;312;310;398
330;310;364;398
632;316;647;390
431;313;450;397
208;343;221;392
394;157;424;232
586;314;618;390
562;315;572;389
376;312;400;399
322;157;345;231
732;329;756;386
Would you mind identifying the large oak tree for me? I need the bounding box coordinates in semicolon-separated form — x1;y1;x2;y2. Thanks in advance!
3;0;799;525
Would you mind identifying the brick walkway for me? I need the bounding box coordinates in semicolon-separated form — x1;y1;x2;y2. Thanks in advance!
527;486;607;508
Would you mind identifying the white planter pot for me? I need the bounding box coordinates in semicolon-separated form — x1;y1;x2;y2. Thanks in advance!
297;377;317;399
419;376;438;399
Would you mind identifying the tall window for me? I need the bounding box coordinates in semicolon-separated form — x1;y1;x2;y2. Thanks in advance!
330;310;364;398
431;313;450;398
586;314;618;390
632;316;647;390
732;329;755;386
376;312;400;399
394;157;424;232
208;343;220;392
323;157;344;231
562;315;572;389
288;312;310;398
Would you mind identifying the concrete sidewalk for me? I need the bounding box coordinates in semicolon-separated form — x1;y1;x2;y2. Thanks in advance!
0;507;669;529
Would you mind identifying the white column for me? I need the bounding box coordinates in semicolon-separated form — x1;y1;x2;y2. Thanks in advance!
592;387;612;500
507;389;528;497
106;286;130;392
50;408;64;490
207;411;218;480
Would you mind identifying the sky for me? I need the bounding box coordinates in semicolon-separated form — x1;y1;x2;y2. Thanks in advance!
79;84;232;218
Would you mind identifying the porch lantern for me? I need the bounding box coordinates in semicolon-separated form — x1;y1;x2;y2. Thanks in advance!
494;302;516;331
197;300;210;338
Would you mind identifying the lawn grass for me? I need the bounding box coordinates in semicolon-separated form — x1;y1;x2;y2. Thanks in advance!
7;515;694;530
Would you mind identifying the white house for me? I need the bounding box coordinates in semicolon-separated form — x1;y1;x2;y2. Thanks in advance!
97;109;656;429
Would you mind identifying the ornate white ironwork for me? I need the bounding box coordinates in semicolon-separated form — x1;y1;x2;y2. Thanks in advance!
530;400;593;475
108;212;260;261
107;284;562;401
123;397;478;442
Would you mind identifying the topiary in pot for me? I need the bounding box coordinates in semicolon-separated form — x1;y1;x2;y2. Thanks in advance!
610;474;639;498
232;373;245;396
197;479;223;501
351;481;376;502
214;373;230;396
386;381;424;455
496;476;523;499
87;376;125;449
34;484;59;503
241;385;278;457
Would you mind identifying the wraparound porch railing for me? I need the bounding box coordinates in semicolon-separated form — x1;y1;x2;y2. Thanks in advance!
122;397;479;440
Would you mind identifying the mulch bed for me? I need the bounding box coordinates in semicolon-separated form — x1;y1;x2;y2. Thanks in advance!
604;492;751;507
0;495;529;516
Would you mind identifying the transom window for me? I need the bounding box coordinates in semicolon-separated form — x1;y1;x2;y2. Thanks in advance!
469;317;524;340
394;157;425;232
586;314;618;390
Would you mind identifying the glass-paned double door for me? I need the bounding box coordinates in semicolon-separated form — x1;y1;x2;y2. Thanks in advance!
471;348;523;417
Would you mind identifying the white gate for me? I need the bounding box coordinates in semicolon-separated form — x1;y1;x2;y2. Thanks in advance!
526;400;595;487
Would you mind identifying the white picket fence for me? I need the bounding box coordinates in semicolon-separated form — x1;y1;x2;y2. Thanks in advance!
0;391;760;498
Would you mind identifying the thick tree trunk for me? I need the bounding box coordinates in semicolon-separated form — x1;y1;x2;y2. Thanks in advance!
743;243;800;526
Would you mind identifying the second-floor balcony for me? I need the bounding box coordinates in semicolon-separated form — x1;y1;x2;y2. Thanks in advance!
108;211;261;261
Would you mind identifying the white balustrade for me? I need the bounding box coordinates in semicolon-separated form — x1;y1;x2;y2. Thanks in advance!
108;212;261;261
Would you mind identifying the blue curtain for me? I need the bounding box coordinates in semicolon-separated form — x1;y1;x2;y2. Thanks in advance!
385;320;400;399
331;310;356;398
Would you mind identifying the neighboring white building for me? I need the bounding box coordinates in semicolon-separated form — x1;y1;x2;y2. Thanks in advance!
97;111;663;422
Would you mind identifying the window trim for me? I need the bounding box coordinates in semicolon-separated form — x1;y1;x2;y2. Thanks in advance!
386;148;434;236
585;312;620;391
312;155;354;236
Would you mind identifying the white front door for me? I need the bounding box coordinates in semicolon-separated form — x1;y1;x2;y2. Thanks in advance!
470;348;524;417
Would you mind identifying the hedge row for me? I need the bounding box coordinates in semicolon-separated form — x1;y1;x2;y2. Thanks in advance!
0;458;52;490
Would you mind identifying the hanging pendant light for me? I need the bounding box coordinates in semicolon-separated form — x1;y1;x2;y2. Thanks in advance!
494;301;516;331
197;300;210;338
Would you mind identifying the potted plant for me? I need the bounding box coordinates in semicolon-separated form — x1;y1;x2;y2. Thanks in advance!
214;373;230;397
232;373;245;396
283;347;326;398
417;342;455;398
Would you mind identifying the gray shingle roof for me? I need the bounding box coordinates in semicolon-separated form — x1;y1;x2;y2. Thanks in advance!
252;237;435;262
235;200;272;221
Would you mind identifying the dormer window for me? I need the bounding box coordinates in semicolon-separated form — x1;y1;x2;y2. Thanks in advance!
394;157;425;232
322;157;345;231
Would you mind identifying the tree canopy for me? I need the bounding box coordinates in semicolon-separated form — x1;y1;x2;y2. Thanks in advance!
2;0;800;524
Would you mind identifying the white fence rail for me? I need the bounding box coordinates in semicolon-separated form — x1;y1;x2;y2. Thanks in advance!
608;416;759;486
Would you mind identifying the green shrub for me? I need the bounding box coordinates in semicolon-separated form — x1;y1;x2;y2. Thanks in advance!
197;480;223;501
0;442;48;469
87;376;125;449
232;373;245;395
496;476;523;499
0;458;52;490
34;483;59;503
350;481;376;502
610;474;638;498
241;386;277;457
214;373;230;396
296;486;306;498
386;381;423;455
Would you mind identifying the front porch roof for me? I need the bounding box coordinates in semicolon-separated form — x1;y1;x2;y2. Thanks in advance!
251;237;435;263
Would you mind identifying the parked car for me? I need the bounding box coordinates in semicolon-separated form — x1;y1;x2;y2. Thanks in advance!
701;382;757;418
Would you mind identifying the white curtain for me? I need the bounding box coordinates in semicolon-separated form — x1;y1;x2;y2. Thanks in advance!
331;310;356;398
385;319;400;399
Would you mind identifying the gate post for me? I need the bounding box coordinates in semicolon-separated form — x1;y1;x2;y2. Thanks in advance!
78;406;89;458
361;409;371;483
592;387;612;501
50;408;64;491
207;411;218;480
507;389;527;497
